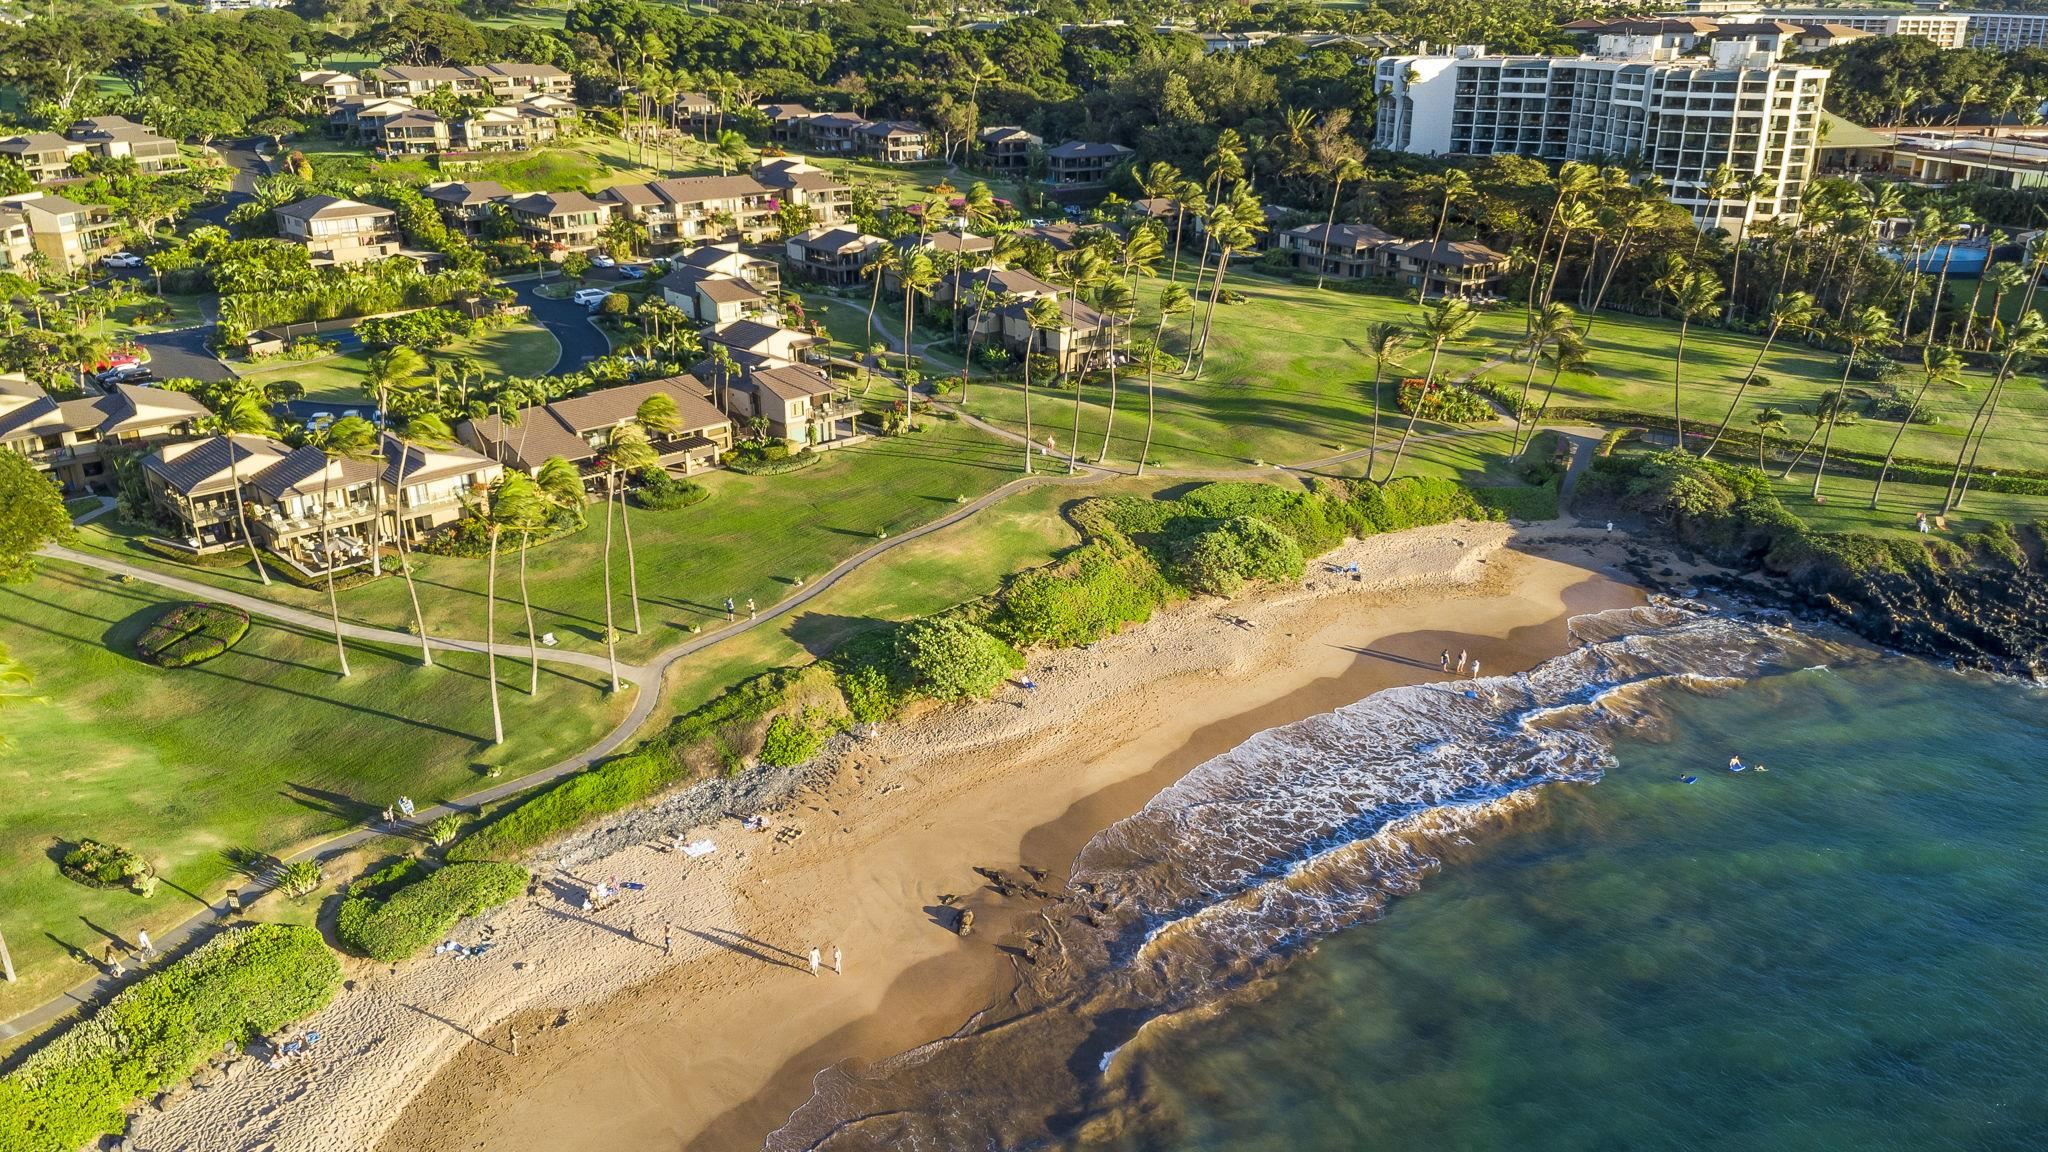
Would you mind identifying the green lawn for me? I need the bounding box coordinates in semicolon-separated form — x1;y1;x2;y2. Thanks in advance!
0;561;628;1019
235;322;561;404
67;418;1029;667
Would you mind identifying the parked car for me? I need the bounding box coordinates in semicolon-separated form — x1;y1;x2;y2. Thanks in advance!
617;265;647;280
93;353;142;372
572;287;613;309
103;251;144;269
305;412;335;431
590;253;616;268
98;365;156;385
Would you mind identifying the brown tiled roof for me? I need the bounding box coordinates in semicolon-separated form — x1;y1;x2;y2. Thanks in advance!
462;379;727;468
749;363;834;403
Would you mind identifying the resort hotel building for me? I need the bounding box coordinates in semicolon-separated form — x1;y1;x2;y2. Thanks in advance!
1374;36;1828;228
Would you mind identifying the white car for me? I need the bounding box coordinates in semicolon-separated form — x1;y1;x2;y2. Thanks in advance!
104;252;144;269
590;253;616;268
572;287;613;309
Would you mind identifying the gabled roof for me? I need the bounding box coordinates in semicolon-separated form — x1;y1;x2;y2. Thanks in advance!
425;181;511;206
860;120;925;139
748;363;835;403
143;435;292;497
92;382;210;433
507;190;607;217
900;230;996;255
696;277;766;305
1047;140;1132;159
980;125;1040;144
706;318;798;353
956;266;1062;298
249;444;384;500
0;374;59;440
380;431;496;486
759;102;815;121
1396;238;1508;267
649;174;770;204
277;195;393;222
807;113;870;130
790;226;877;254
1286;221;1398;248
998;296;1121;329
0;132;75;155
462;378;728;466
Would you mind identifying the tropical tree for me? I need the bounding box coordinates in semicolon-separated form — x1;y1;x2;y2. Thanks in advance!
897;249;941;426
390;412;455;667
1093;277;1137;465
306;415;377;677
527;455;584;693
1347;322;1409;479
1752;405;1787;470
1720;171;1775;326
194;389;275;587
1021;295;1063;474
1382;298;1476;483
1581;199;1663;334
1430;168;1474;247
1945;309;2045;512
621;394;681;636
1525;161;1598;331
483;471;543;745
598;421;656;690
714;129;750;174
1871;344;1963;508
860;242;902;356
1508;302;1574;456
1801;306;1894;497
1520;329;1592;456
1138;285;1193;476
1191;186;1263;376
1314;158;1366;292
1652;259;1724;448
1702;290;1817;458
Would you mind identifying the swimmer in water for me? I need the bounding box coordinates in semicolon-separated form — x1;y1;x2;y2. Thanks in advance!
1728;756;1745;772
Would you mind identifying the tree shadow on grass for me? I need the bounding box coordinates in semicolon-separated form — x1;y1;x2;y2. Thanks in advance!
280;781;378;827
784;611;889;659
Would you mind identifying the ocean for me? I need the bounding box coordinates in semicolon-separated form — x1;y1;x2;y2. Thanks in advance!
766;604;2048;1150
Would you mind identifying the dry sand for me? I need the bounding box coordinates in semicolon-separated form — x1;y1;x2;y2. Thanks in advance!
125;522;1643;1152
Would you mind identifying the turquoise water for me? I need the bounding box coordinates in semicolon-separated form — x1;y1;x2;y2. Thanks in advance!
1104;659;2048;1151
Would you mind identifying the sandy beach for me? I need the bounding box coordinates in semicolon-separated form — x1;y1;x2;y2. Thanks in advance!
124;522;1644;1152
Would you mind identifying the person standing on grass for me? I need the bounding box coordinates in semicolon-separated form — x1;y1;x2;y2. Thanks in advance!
747;597;757;620
809;947;821;976
725;597;735;621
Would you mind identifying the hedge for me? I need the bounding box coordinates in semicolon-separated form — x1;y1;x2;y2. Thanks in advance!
135;602;250;668
725;444;820;475
0;925;340;1152
334;861;528;962
632;467;708;511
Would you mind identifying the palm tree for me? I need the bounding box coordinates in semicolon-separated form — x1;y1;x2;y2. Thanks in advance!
1093;277;1137;465
622;395;681;636
1314;158;1366;292
1168;179;1205;284
389;413;455;667
1960;244;2017;351
1192;187;1263;376
1347;322;1409;479
483;471;543;745
598;421;655;692
1060;248;1109;472
714;129;750;174
1382;298;1476;484
1720;171;1774;326
1525;161;1598;331
1430;168;1474;247
1540;200;1598;311
1702;290;1817;458
1582;199;1663;336
306;415;377;678
1871;344;1963;508
528;455;584;694
1509;302;1574;456
860;242;902;359
1139;286;1193;476
1652;260;1724;449
1803;306;1894;497
1944;310;2045;512
195;390;276;587
1021;295;1063;474
1752;405;1787;470
1521;329;1592;456
897;249;941;425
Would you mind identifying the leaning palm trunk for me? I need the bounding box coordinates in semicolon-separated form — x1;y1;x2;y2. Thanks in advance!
1870;378;1935;508
1670;316;1694;449
1522;356;1573;458
1314;178;1344;292
1380;342;1447;484
521;533;539;694
1192;247;1235;376
1701;319;1788;458
601;469;621;692
1508;341;1546;456
228;454;269;586
1946;368;2013;512
485;524;504;744
621;472;642;635
1780;412;1829;480
1959;261;1992;350
396;515;432;667
1096;316;1121;463
1524;197;1566;334
1809;361;1858;497
1138;348;1157;477
1580;224;1637;336
1723;217;1751;327
320;472;349;677
1169;207;1187;284
1919;247;1958;345
1022;329;1035;474
1366;363;1387;478
1184;232;1217;365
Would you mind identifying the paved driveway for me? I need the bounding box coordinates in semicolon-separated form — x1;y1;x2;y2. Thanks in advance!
510;277;612;376
135;324;231;383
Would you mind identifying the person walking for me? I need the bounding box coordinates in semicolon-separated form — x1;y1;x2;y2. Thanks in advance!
833;946;842;975
136;929;152;959
724;597;735;621
747;597;757;621
105;944;124;978
664;924;673;957
808;947;820;976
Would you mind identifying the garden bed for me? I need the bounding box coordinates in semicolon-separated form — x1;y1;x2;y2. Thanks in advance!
135;602;251;668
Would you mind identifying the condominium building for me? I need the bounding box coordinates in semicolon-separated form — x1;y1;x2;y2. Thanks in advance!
1960;11;2048;50
1;375;212;496
3;191;120;274
596;174;778;247
978;126;1041;174
753;157;852;226
275;195;402;266
504;190;609;253
1374;41;1828;227
0;116;182;183
357;62;572;102
1045;140;1135;186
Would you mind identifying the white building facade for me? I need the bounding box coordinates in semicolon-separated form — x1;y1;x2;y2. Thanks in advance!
1375;41;1828;228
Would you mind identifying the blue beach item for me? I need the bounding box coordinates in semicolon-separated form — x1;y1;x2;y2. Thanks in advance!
1680;776;1697;784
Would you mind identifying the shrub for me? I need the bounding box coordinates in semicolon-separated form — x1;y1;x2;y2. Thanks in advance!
427;814;464;847
632;467;707;510
895;617;1020;701
758;710;829;767
334;861;527;962
134;602;249;668
991;540;1171;649
0;925;340;1152
355;307;484;350
59;839;151;891
1174;515;1305;595
275;860;323;899
726;442;819;475
1396;379;1493;423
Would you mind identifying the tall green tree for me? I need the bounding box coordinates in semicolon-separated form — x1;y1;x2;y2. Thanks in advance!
1021;295;1063;474
1509;302;1574;457
599;421;656;691
0;448;69;582
1139;286;1193;477
1871;344;1963;508
528;455;584;694
1804;306;1894;498
1382;298;1476;484
307;415;377;678
1348;322;1410;479
195;390;277;587
1652;260;1724;449
390;412;454;668
484;471;544;745
1702;291;1818;459
1314;157;1366;293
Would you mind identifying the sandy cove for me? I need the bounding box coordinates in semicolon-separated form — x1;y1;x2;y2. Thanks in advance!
123;521;1644;1152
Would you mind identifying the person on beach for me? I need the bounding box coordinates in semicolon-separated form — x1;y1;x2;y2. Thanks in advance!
137;929;152;959
664;925;674;956
1457;650;1468;674
809;947;821;976
1469;659;1480;679
834;946;843;975
1439;649;1451;672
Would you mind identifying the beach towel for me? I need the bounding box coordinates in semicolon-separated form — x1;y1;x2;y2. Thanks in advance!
683;839;717;857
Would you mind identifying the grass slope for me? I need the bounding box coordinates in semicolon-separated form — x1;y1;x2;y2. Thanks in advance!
235;322;561;404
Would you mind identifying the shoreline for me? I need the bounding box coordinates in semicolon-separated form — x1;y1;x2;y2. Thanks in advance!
125;522;1646;1152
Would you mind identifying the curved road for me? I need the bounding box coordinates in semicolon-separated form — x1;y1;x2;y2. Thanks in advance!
510;277;613;376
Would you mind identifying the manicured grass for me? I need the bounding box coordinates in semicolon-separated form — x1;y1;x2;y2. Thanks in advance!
67;418;1030;667
235;322;561;404
0;562;628;1018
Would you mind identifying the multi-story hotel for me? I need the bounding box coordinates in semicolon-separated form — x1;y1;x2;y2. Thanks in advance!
1374;39;1828;227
